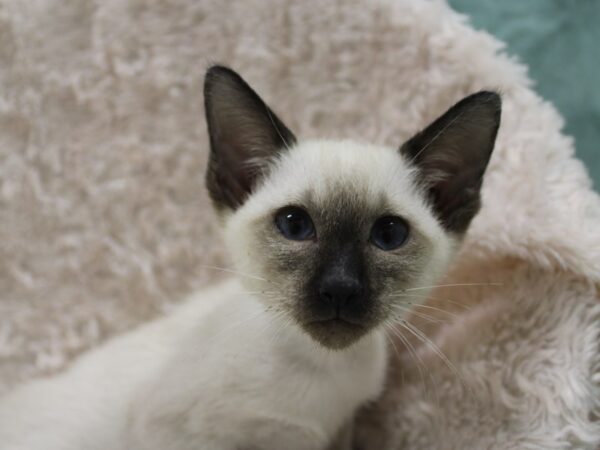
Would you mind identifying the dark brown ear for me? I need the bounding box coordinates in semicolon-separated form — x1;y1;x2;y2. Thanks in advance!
204;65;296;210
400;91;501;233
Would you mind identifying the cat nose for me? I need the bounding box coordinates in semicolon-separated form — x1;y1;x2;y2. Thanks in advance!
318;276;364;312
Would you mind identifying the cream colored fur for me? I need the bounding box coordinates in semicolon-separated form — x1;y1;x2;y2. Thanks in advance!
226;140;454;299
0;136;458;448
0;279;386;450
0;0;599;448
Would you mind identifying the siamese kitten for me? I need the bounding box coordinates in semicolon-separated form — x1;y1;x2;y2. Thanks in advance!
0;66;500;450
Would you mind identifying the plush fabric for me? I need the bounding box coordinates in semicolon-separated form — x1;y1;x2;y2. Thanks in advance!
448;0;600;187
0;0;598;448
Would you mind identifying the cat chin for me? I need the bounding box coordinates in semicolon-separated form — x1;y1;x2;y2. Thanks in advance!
300;318;375;350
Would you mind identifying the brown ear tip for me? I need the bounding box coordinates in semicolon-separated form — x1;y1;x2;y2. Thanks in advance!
470;90;502;112
206;64;235;78
204;65;243;92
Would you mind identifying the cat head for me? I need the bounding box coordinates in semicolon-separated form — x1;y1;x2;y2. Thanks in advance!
204;66;500;349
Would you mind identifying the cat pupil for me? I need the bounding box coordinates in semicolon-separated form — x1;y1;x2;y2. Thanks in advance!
275;207;315;241
370;216;409;250
381;226;392;243
380;221;395;238
288;214;302;235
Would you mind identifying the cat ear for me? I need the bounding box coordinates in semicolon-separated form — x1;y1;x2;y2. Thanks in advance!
204;65;296;210
400;91;501;233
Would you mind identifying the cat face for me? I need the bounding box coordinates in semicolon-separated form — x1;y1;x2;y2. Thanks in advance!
204;66;501;349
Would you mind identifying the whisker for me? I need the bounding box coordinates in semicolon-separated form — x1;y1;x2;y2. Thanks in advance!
235;290;284;300
386;322;434;403
388;292;471;311
198;264;267;282
399;320;472;396
404;302;460;319
383;331;412;396
403;282;503;292
384;332;402;361
268;310;296;350
391;305;449;325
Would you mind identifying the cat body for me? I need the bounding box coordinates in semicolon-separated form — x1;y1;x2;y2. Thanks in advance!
0;279;386;450
0;66;501;449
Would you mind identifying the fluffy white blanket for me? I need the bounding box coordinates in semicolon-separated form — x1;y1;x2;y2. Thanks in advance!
1;0;598;447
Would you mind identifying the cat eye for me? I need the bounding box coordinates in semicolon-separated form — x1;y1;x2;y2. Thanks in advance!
370;216;409;251
275;207;315;241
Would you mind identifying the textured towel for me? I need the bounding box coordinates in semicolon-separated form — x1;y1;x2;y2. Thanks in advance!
0;0;598;447
450;0;600;188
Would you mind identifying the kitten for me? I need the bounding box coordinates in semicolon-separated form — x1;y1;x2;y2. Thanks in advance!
0;66;500;450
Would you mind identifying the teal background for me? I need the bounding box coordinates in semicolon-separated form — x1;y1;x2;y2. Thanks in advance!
449;0;600;189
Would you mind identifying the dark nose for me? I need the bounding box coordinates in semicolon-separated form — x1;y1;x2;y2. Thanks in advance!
318;275;364;313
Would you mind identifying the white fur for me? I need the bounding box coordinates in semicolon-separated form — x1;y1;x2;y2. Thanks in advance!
0;278;387;450
1;137;440;449
2;0;599;448
226;139;454;295
0;138;457;449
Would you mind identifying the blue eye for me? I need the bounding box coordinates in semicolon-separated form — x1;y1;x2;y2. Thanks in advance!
370;216;409;250
275;207;315;241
